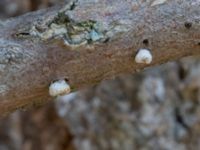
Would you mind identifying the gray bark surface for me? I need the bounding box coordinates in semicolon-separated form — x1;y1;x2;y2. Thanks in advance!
0;0;199;115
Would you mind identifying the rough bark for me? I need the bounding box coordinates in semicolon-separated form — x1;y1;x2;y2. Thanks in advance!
0;0;199;116
55;57;200;150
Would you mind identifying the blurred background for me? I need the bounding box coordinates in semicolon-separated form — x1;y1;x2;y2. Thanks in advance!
1;0;200;150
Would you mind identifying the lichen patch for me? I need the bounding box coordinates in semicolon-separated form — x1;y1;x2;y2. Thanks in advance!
29;11;107;46
26;0;129;47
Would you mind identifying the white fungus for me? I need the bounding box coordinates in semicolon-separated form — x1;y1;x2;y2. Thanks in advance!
135;49;153;64
49;80;71;97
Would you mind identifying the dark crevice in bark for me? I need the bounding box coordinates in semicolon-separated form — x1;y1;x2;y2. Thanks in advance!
143;39;149;46
184;22;192;29
175;108;189;130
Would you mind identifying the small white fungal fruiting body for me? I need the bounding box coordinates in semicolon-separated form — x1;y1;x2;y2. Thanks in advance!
49;80;71;97
135;49;153;64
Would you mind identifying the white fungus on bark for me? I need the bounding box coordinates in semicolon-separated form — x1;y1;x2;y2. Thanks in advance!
135;49;153;64
49;80;71;97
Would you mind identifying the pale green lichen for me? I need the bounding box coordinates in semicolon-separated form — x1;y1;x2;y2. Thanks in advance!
30;23;67;40
90;30;104;41
30;11;107;46
25;0;129;46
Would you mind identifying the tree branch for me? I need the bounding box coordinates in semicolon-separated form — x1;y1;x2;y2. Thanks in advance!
0;0;199;116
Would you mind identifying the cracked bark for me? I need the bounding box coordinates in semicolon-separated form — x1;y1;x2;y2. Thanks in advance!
0;0;199;116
